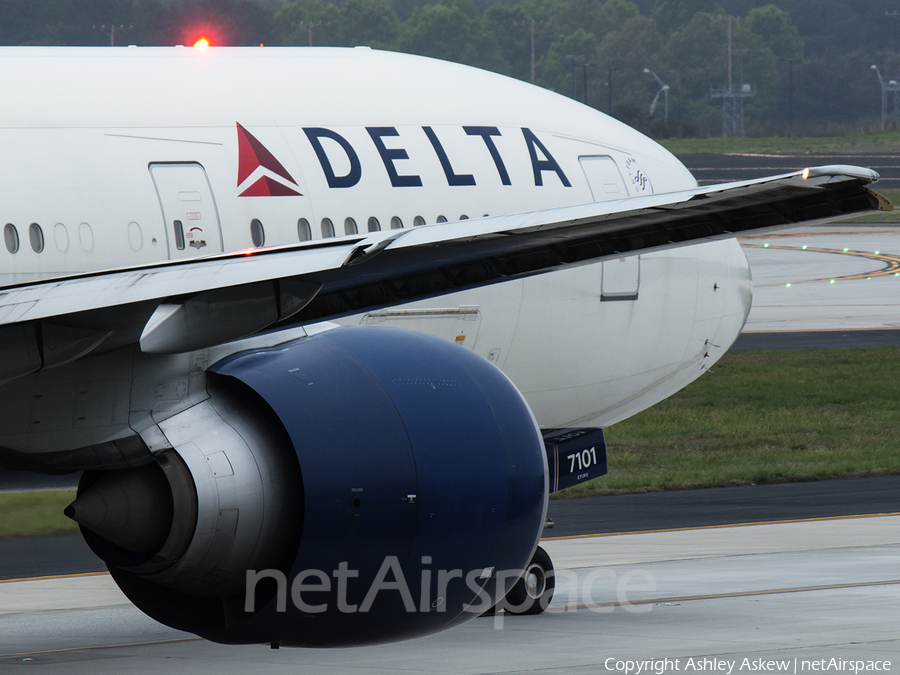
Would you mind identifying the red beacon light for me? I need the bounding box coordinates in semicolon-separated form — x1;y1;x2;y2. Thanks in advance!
193;38;210;50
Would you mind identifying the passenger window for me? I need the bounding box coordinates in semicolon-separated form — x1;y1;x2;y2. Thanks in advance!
344;217;358;235
436;215;448;223
367;217;381;232
127;222;142;251
297;218;311;242
173;220;185;250
54;223;69;252
413;216;425;226
321;218;335;238
459;215;469;220
79;223;94;251
4;224;19;254
29;223;44;253
390;216;403;230
250;219;265;247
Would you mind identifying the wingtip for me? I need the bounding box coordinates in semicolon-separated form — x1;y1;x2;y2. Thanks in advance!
801;165;881;183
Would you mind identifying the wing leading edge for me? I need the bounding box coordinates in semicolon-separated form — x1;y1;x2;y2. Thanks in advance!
0;166;889;370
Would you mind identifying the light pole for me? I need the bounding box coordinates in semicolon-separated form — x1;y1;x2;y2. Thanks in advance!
565;55;579;99
293;21;329;46
93;24;133;46
643;68;669;123
870;65;900;129
786;58;796;134
515;19;547;84
566;55;591;104
872;65;884;129
607;67;612;113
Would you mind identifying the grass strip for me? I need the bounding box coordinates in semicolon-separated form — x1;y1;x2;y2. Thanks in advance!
661;130;900;156
2;348;899;534
0;490;78;538
556;347;900;498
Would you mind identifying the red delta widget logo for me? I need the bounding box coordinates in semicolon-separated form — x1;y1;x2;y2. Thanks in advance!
236;122;303;197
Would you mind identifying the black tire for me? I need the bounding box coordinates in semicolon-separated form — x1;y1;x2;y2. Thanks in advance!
501;545;554;615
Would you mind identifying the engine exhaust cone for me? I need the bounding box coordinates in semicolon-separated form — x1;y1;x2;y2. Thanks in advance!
65;464;174;553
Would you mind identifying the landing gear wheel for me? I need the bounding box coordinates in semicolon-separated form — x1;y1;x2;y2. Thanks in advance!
502;545;555;615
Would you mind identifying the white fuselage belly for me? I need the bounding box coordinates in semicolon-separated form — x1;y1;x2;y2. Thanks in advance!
0;47;751;439
341;240;750;428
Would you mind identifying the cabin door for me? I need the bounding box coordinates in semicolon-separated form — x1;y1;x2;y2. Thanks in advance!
150;162;223;259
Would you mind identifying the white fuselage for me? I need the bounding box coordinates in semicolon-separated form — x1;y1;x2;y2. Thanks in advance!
0;47;751;451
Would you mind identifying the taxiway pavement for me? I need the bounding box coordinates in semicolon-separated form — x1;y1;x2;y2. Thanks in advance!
1;514;896;673
739;226;900;332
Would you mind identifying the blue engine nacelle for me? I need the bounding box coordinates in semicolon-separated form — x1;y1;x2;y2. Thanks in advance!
76;327;547;647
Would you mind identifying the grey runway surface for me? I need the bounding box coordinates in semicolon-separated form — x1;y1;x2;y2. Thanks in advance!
678;153;900;190
545;475;900;537
1;515;897;673
0;536;101;581
3;475;898;580
0;470;78;492
732;328;900;350
739;225;900;331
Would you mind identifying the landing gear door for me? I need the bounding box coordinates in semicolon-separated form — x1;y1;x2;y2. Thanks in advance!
150;162;223;259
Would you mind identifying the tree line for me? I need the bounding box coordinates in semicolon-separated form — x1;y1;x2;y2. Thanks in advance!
2;0;899;138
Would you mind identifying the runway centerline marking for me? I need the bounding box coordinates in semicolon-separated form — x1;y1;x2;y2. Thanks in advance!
541;511;900;541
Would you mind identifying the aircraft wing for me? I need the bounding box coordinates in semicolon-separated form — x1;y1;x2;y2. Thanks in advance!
0;166;889;368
